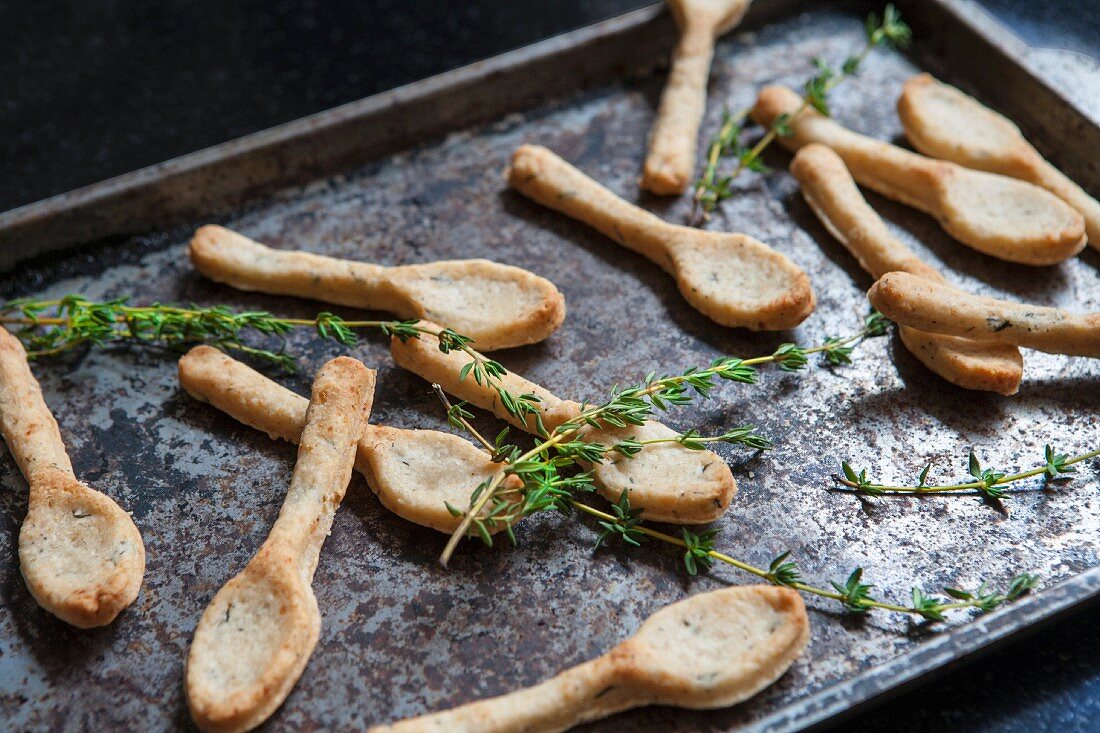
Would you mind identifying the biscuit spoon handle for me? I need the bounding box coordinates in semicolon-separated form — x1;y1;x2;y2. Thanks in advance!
389;319;581;433
179;345;378;476
263;357;374;581
509;145;681;272
0;328;75;489
752;86;944;213
642;24;718;194
190;225;395;310
869;271;1100;358
642;1;750;194
789;145;942;282
370;657;627;733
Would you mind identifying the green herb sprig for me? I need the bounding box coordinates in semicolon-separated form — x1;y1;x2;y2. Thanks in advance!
835;445;1099;500
574;493;1037;621
691;4;911;222
438;311;893;566
0;295;491;375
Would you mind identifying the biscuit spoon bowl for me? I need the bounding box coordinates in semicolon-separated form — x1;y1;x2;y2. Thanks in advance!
0;326;144;628
190;224;566;351
509;145;815;330
898;73;1100;249
370;585;809;733
186;357;372;733
178;345;520;535
752;86;1086;265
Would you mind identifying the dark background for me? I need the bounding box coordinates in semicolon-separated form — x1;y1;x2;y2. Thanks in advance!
2;1;1099;731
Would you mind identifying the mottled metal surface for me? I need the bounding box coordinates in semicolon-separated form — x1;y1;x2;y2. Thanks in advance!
1;3;1099;732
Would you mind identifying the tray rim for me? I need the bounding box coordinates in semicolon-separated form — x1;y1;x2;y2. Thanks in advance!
2;1;1099;731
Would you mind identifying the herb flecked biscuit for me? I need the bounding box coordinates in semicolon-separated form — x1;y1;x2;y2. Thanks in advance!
790;144;1023;395
751;85;1086;265
391;321;737;523
186;357;373;733
508;144;815;330
370;585;809;733
899;73;1100;250
641;0;752;194
0;326;144;628
868;271;1100;359
190;224;566;351
178;345;519;534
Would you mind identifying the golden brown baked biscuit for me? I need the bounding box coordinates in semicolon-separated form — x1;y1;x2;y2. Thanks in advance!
391;321;737;524
509;144;815;330
899;73;1099;250
641;0;752;194
869;271;1100;358
752;85;1086;265
0;326;144;628
370;586;809;733
178;345;519;534
190;224;566;351
790;144;1023;395
186;357;373;733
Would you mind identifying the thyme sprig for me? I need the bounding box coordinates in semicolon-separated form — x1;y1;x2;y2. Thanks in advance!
426;316;1029;620
835;445;1100;499
691;4;911;223
439;311;892;566
573;496;1038;621
0;295;493;375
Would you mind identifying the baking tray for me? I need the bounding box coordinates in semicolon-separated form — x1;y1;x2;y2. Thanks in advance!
1;1;1098;731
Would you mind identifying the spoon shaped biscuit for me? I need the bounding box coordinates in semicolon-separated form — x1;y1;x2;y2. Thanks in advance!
190;225;566;351
0;326;144;628
178;345;519;534
509;145;814;330
790;144;1023;395
391;321;737;524
369;585;809;733
869;271;1100;359
186;356;372;733
899;73;1100;249
751;86;1086;265
641;0;752;194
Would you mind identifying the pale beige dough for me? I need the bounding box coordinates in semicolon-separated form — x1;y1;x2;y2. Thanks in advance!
369;585;809;733
178;345;519;534
899;73;1100;249
509;144;815;330
868;271;1100;358
0;326;144;628
641;0;752;194
789;143;1023;395
190;224;566;351
186;357;373;733
751;86;1086;265
391;321;737;524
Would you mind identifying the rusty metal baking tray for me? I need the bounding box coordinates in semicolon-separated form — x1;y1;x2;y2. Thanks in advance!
1;1;1098;730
